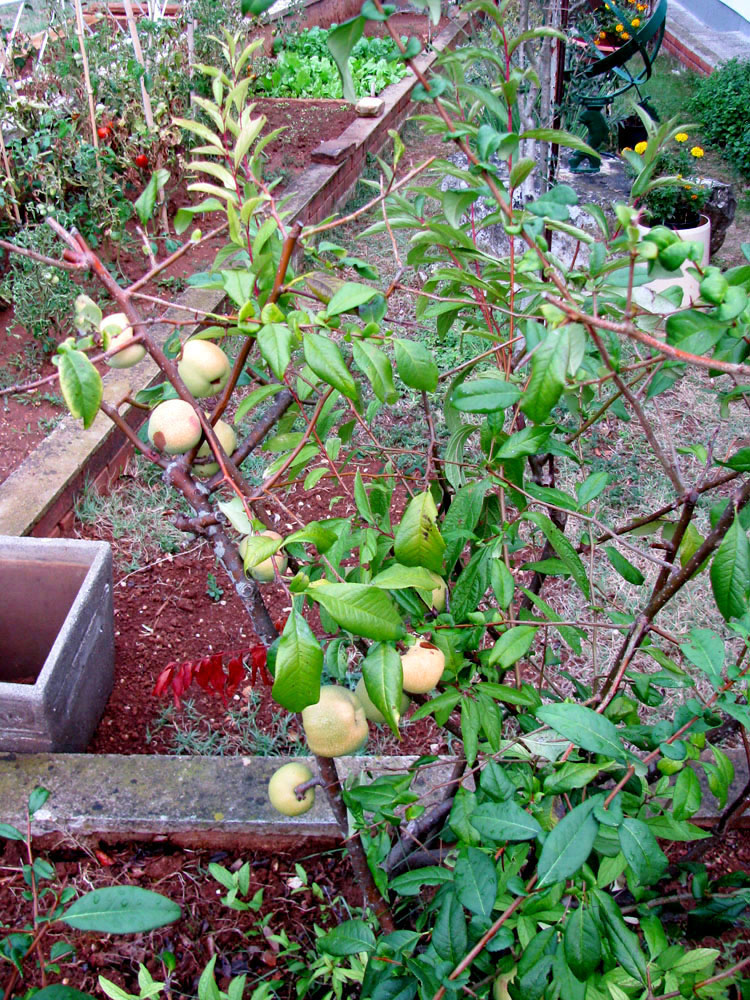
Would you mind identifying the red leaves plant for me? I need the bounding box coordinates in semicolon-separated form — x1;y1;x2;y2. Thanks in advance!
153;645;271;707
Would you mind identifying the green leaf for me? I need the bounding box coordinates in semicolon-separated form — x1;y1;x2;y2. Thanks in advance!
326;279;376;317
307;583;405;641
352;340;398;403
495;424;552;459
618;818;667;885
680;628;724;680
490;559;515;609
326;17;365;103
451;377;520;413
480;760;515;801
394;491;445;574
28;786;50;814
593;889;647;985
673;766;702;820
524;511;591;600
461;696;480;766
62;887;180;933
370;564;442;591
257;323;294;380
605;547;645;586
303;333;359;402
233;383;287;423
388;866;454;897
362;642;403;736
489;625;538;669
30;989;94;1000
564;906;601;981
719;447;750;472
543;762;602;794
318;918;376;956
271;608;323;712
442;189;479;228
431;893;467;965
57;347;103;429
520;326;569;424
0;822;24;840
134;169;170;226
393;338;438;392
537;798;599;887
710;515;750;620
241;0;277;15
470;800;542;842
536;703;626;763
576;471;610;506
454;846;497;919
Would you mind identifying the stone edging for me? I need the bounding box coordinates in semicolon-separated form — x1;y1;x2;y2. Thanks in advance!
0;753;460;849
0;749;746;849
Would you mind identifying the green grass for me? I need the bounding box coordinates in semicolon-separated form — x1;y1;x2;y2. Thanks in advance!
74;455;194;571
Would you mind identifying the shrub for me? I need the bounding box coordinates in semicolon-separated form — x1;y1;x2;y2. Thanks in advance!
689;57;750;177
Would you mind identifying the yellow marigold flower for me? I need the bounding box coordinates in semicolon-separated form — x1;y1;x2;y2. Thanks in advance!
637;2;646;7
691;146;705;158
621;31;630;39
675;132;688;142
631;17;640;26
615;22;623;30
621;146;633;152
634;140;648;154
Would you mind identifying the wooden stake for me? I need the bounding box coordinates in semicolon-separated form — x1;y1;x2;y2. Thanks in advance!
73;0;100;153
122;0;169;235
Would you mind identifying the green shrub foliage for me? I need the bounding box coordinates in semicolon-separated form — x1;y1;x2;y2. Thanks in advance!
689;56;750;178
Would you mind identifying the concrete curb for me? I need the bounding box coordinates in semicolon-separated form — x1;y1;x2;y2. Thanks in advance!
665;0;749;74
0;748;747;849
0;753;459;849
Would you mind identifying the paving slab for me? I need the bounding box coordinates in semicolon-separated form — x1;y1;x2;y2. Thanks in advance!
0;753;460;849
0;749;746;853
667;0;750;69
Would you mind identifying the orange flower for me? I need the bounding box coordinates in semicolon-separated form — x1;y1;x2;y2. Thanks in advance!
631;17;640;26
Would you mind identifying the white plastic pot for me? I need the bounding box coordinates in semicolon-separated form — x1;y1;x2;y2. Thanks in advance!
638;215;711;309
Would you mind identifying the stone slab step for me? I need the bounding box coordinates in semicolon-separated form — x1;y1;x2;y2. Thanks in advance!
0;753;458;850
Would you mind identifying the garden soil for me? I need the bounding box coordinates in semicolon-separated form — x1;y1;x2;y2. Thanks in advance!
67;472;450;759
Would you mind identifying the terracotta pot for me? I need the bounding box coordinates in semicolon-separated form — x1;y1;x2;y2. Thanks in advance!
637;215;711;309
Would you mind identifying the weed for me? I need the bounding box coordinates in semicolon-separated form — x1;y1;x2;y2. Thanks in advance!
206;571;224;601
147;690;302;757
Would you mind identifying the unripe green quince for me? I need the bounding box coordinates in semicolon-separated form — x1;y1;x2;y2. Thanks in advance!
178;339;231;398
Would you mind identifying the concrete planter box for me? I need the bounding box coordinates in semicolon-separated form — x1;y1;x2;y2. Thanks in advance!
0;537;114;752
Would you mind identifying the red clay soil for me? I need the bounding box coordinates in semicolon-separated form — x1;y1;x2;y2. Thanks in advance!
66;471;448;758
0;837;359;998
2;820;748;996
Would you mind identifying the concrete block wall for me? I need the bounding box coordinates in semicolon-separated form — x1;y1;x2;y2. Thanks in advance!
0;537;114;752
